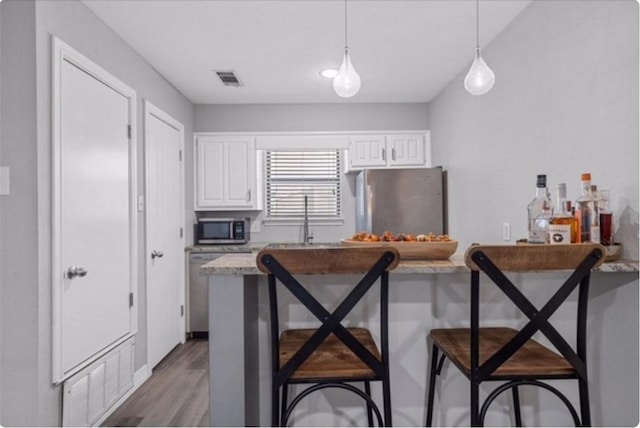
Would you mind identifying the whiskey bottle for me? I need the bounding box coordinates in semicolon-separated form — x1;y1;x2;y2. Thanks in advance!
589;183;601;243
574;173;600;243
595;189;613;245
527;174;553;244
549;183;578;244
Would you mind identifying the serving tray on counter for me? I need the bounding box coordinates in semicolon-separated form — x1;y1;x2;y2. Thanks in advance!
340;239;458;260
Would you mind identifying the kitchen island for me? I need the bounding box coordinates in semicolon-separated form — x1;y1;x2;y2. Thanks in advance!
202;251;639;427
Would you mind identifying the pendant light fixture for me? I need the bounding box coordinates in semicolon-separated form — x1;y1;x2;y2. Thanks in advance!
464;0;495;96
333;0;361;98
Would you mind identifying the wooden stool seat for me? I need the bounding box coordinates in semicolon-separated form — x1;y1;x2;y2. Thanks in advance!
431;327;574;378
281;328;382;380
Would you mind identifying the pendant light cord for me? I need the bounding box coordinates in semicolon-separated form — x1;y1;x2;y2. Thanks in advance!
475;0;480;48
344;0;348;51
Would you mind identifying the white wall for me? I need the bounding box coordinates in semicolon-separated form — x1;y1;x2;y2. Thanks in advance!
193;103;430;243
195;103;430;133
430;0;639;260
0;1;40;425
0;1;195;425
429;0;638;426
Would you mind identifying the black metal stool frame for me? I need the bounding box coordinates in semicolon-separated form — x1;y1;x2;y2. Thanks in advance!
261;250;395;427
425;246;604;427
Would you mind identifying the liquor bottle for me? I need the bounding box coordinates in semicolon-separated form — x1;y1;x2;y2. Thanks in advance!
574;173;600;243
549;183;578;244
594;188;613;245
591;185;603;243
527;174;553;244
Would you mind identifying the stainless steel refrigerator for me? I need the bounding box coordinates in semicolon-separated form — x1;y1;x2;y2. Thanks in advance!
355;167;447;235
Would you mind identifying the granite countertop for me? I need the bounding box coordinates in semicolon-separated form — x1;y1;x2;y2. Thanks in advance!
200;252;639;276
186;243;268;253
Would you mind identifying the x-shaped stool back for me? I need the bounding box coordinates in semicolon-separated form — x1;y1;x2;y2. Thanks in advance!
463;243;606;425
465;244;606;380
257;245;400;426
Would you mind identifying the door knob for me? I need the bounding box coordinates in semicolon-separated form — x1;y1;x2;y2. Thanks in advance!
66;266;88;279
151;250;164;260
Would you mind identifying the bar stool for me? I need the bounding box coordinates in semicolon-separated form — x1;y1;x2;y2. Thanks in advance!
425;243;606;427
256;246;400;427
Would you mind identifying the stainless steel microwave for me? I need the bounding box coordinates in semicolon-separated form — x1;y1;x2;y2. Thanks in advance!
195;217;250;244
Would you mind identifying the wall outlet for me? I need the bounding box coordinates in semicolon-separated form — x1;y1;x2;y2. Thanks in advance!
502;222;511;241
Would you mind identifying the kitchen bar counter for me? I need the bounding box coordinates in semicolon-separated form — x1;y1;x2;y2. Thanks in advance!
201;252;639;275
204;250;639;426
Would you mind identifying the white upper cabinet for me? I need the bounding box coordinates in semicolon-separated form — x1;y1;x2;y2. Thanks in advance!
386;134;426;166
348;135;387;168
194;134;258;210
347;132;430;170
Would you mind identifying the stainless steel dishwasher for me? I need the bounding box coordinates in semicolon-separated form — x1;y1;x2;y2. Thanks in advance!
187;251;225;337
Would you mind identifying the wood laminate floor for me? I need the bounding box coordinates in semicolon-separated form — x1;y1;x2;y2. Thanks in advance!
102;339;209;427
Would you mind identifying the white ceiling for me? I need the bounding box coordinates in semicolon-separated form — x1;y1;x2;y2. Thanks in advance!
83;0;532;105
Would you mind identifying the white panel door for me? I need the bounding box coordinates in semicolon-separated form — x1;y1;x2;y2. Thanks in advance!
145;102;185;369
56;46;136;379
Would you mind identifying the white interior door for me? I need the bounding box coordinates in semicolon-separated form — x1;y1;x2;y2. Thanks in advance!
52;38;137;381
145;101;185;370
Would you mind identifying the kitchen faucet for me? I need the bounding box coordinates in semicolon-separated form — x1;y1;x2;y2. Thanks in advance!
303;195;313;244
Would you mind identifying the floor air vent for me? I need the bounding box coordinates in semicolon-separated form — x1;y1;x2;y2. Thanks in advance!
215;70;243;87
62;338;134;427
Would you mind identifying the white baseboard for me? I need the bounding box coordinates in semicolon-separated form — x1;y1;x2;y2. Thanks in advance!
92;364;151;427
133;364;152;387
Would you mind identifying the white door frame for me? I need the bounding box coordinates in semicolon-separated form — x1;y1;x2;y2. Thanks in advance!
144;100;186;368
51;37;138;383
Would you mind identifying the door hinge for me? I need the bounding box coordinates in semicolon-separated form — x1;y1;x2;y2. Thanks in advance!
129;292;134;308
180;305;184;317
180;227;183;238
127;124;132;139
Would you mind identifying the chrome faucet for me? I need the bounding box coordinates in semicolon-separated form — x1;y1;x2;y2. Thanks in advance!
303;195;313;244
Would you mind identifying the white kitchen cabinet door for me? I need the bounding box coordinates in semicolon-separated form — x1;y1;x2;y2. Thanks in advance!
347;133;430;170
196;138;225;206
195;135;257;210
348;135;387;169
226;141;255;206
52;38;137;382
387;134;425;166
145;101;185;370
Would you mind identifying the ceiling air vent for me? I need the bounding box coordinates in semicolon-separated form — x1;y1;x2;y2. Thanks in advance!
214;70;243;87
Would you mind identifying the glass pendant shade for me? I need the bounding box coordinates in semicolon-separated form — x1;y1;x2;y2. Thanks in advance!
464;48;495;96
333;50;361;98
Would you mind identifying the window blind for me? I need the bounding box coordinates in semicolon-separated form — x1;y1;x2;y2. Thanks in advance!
265;150;342;219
